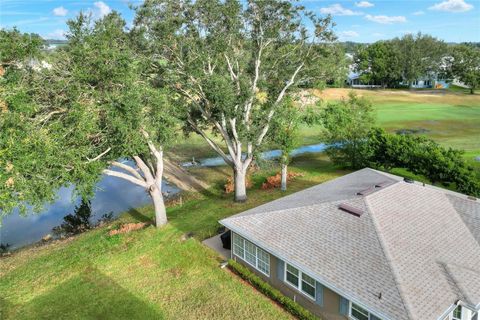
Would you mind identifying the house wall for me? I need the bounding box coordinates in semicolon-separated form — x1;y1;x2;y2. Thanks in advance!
231;235;347;320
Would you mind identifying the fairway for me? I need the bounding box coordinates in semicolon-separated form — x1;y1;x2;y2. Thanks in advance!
314;88;480;161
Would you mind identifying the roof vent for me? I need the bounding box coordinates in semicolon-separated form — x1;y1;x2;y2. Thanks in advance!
375;181;390;188
338;203;363;217
403;177;414;184
357;188;375;196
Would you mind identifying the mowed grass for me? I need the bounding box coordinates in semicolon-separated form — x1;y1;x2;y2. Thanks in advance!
314;88;480;163
0;154;345;320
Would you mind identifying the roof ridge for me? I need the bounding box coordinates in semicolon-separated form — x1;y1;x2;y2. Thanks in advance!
364;195;415;320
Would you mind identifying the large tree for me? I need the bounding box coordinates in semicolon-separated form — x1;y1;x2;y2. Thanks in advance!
0;13;177;227
354;41;402;88
448;44;480;94
133;0;337;201
392;33;446;87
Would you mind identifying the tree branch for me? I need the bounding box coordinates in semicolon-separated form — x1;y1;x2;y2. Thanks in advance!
103;169;147;188
110;161;143;180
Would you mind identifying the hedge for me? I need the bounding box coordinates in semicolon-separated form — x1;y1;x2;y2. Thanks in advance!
228;259;320;320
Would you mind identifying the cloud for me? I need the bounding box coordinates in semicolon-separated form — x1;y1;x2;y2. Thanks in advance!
339;30;360;38
372;32;385;37
94;1;111;18
429;0;473;12
52;6;68;17
320;4;362;16
365;14;407;24
412;10;425;15
355;1;374;8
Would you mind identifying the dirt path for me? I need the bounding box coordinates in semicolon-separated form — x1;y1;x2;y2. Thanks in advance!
164;158;210;192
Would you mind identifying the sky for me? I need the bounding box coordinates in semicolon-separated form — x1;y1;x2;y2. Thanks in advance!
0;0;479;43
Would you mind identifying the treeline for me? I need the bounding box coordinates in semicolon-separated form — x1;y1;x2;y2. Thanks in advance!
353;33;480;93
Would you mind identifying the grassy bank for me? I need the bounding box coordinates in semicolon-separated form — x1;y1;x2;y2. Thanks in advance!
0;154;345;320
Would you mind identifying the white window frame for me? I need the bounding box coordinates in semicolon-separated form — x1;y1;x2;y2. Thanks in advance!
232;233;270;277
349;301;383;320
284;263;316;300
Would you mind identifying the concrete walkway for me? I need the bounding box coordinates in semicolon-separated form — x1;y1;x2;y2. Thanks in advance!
202;234;231;259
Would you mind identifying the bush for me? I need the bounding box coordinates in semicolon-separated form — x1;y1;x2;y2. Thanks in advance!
228;259;320;320
366;128;480;197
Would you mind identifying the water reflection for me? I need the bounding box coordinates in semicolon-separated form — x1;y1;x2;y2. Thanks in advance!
0;165;180;250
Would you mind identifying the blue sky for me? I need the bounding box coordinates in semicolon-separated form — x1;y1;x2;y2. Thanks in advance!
0;0;479;42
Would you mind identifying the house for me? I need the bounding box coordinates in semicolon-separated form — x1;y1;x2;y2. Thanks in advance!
220;168;480;320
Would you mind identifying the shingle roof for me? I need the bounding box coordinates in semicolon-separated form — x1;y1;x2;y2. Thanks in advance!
220;168;480;320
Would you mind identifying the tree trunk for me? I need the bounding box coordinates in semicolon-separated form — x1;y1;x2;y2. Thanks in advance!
150;183;167;227
471;87;475;94
234;166;247;202
281;163;287;192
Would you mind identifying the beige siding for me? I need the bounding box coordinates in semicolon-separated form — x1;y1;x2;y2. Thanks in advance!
231;238;347;320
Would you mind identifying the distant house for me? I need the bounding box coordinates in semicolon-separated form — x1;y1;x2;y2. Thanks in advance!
220;168;480;320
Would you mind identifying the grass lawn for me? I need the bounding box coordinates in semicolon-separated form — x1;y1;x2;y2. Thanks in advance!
0;154;346;320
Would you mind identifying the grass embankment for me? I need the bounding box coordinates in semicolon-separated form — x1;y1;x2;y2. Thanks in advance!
0;154;345;320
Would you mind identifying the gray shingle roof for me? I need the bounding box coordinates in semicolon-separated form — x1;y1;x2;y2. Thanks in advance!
220;168;480;320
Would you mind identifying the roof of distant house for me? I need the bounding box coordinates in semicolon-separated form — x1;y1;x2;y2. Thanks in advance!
221;168;480;320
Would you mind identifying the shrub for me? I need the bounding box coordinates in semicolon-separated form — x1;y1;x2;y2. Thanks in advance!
261;172;304;190
228;259;320;320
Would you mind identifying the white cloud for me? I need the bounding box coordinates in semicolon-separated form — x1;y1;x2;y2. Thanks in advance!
94;1;111;18
413;10;425;15
52;6;68;17
339;30;360;38
429;0;473;12
320;4;362;16
355;1;374;8
365;14;407;24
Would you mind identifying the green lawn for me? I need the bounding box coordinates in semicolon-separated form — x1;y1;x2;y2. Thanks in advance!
0;154;346;320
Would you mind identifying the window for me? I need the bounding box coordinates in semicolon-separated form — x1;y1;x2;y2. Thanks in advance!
285;263;316;299
286;264;299;287
453;305;462;320
351;303;369;320
232;233;270;276
349;302;382;320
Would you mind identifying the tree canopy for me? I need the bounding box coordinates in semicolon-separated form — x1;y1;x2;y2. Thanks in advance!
133;0;339;201
321;92;375;169
0;13;177;226
447;44;480;94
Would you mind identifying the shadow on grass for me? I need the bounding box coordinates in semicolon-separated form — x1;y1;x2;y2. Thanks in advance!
125;207;153;224
4;266;164;320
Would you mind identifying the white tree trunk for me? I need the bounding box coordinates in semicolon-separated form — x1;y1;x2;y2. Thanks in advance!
149;183;167;227
281;163;287;192
234;165;247;202
103;132;167;228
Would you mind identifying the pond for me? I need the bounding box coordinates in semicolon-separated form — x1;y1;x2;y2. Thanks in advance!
181;142;327;167
0;161;180;250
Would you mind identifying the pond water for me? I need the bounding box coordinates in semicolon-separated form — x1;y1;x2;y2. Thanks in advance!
0;161;180;250
182;142;328;167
